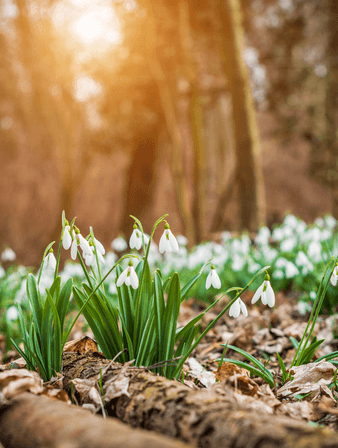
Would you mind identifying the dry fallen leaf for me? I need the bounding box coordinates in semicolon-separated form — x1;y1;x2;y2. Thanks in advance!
0;369;43;399
187;358;215;388
63;336;98;354
215;362;258;396
278;361;336;399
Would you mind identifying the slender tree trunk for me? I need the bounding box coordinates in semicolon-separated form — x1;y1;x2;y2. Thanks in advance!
211;0;266;231
179;0;208;242
326;0;338;218
145;6;196;245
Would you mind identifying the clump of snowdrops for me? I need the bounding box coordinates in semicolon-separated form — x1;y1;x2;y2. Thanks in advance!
13;212;272;382
219;255;338;388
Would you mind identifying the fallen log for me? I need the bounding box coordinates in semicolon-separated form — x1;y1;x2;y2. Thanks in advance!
0;392;191;448
62;351;338;448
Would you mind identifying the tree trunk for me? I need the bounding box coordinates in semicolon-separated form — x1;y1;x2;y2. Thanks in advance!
0;392;189;448
212;0;266;231
60;352;338;448
145;5;197;245
326;0;338;218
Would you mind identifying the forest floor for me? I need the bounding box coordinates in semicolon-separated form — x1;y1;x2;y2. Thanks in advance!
1;291;338;448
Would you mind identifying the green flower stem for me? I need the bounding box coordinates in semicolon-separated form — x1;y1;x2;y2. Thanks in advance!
291;257;336;368
172;265;270;378
295;258;336;366
54;229;64;282
77;249;94;289
63;254;139;346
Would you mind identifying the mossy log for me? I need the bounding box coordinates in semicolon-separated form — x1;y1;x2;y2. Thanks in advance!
61;351;338;448
0;392;190;448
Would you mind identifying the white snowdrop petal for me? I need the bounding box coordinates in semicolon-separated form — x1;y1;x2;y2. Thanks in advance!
211;270;221;289
239;299;248;317
63;226;72;250
97;251;105;264
205;272;212;289
130;269;139;289
251;284;263;304
261;290;268;305
159;232;167;254
230;300;240;318
71;240;78;260
94;237;105;255
266;282;275;307
168;230;179;252
117;269;128;287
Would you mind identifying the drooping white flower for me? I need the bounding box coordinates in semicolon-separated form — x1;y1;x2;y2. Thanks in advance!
45;251;57;270
1;248;16;262
129;226;142;250
159;222;179;254
63;225;72;250
94;237;105;255
78;234;92;256
229;298;248;318
330;266;338;286
251;274;275;307
205;266;221;289
116;260;139;289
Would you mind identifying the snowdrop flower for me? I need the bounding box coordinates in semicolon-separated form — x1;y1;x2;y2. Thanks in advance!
111;237;128;252
280;237;297;252
177;235;188;246
283;214;298;229
45;250;57;270
159;222;179;254
229;298;248;318
116;259;139;289
205;265;221;289
129;225;149;250
63;224;72;250
314;217;324;228
251;274;275;307
325;215;337;229
285;261;299;278
78;233;92;256
330;265;338;286
6;306;18;321
94;237;105;255
1;248;16;262
307;241;322;262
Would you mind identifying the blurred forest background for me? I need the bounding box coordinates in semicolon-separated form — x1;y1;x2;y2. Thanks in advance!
0;0;337;266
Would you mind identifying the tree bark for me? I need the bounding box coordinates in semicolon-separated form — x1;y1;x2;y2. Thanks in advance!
0;392;190;448
326;0;338;218
61;352;338;448
211;0;266;231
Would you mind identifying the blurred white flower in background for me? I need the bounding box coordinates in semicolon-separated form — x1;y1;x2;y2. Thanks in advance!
111;237;128;252
0;266;5;279
307;241;322;263
6;306;18;321
1;248;16;262
280;237;297;252
325;215;337;229
255;227;271;246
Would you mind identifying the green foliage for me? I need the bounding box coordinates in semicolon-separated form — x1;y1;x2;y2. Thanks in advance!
11;273;72;382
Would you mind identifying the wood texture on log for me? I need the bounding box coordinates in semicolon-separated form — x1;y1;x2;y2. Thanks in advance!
61;352;338;448
0;392;191;448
